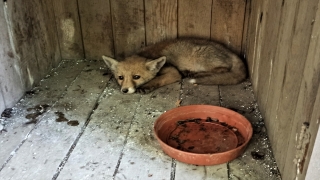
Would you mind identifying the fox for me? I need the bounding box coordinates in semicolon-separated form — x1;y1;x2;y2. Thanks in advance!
102;38;247;94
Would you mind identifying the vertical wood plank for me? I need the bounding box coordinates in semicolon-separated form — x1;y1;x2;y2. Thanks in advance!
1;0;61;111
267;0;318;174
110;0;145;59
30;0;60;78
45;0;62;67
144;0;178;45
78;0;114;60
240;0;251;57
246;0;270;96
0;1;25;110
254;0;282;138
244;0;262;79
6;0;39;88
265;2;299;163
284;1;320;178
211;0;246;54
52;0;84;59
178;0;212;38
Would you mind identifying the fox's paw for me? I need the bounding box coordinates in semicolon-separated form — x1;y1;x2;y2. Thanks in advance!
136;86;156;94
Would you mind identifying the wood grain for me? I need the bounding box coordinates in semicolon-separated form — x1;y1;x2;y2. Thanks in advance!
0;0;25;110
110;0;145;59
244;0;320;179
144;0;178;45
270;0;318;173
211;0;246;54
0;0;61;111
78;0;114;60
178;0;212;38
52;0;84;59
6;0;39;87
283;0;320;178
45;0;62;67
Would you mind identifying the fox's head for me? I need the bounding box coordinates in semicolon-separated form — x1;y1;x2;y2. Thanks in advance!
102;55;166;94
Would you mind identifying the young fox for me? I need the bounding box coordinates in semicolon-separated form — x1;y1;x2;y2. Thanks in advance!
102;38;246;94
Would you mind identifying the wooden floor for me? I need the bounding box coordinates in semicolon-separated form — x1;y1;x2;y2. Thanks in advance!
0;60;281;180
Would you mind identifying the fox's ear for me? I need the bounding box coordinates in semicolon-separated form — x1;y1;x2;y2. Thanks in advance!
146;56;166;71
102;55;118;70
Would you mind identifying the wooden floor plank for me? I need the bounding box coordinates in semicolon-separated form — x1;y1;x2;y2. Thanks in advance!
0;61;108;179
115;84;181;180
0;60;88;166
57;79;141;179
0;62;280;179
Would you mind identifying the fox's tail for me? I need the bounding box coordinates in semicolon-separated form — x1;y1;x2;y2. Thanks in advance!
189;55;247;85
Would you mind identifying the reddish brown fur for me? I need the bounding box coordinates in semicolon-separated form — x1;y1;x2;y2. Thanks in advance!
102;38;246;94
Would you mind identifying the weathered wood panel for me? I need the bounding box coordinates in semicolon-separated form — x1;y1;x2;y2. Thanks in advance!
110;0;145;59
48;0;247;60
0;1;25;111
245;0;320;179
78;0;114;60
284;1;320;178
0;0;61;113
240;0;251;57
270;0;318;174
29;0;60;78
178;0;212;38
44;0;61;67
52;0;84;59
6;0;39;88
144;0;178;45
211;0;246;54
254;0;282;121
244;0;261;81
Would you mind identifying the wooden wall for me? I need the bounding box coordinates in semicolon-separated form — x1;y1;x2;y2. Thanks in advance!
0;0;247;113
245;0;320;179
53;0;247;60
0;0;60;112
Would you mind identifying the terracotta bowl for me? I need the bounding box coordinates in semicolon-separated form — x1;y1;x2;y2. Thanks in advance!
153;105;252;166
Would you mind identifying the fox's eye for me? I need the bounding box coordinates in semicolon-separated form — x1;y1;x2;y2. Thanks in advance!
133;75;140;80
118;76;124;80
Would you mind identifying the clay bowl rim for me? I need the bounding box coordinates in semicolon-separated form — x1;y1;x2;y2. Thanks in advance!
153;105;253;165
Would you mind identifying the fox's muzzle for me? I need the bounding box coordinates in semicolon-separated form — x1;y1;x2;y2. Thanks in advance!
121;87;136;94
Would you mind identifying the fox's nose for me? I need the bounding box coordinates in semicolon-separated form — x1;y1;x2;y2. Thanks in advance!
122;88;128;93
